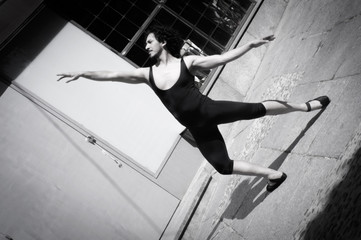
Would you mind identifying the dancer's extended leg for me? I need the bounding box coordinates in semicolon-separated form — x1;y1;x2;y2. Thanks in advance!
262;96;329;115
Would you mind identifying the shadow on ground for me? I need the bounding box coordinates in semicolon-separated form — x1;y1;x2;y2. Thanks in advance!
228;110;325;220
299;146;361;240
206;111;325;239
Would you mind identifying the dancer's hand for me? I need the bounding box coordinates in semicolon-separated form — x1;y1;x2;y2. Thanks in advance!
57;72;83;83
250;35;275;48
262;35;275;41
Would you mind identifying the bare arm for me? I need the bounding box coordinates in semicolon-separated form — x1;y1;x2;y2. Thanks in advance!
187;35;275;71
57;68;148;84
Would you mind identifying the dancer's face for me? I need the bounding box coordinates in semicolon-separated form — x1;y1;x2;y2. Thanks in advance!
145;33;165;58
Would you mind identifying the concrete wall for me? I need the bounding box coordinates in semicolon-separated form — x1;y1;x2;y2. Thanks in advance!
210;0;288;100
208;0;289;138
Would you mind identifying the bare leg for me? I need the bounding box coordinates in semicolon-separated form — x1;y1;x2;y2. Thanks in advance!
232;159;283;180
262;100;323;115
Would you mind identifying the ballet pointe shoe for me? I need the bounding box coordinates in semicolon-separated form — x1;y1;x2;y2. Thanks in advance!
305;96;330;112
266;173;287;192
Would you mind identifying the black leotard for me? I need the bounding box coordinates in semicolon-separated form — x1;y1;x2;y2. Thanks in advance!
149;58;266;174
149;58;209;127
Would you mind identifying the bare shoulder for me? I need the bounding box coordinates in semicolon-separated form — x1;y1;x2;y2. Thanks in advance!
183;54;223;71
183;55;198;66
183;55;204;72
134;67;150;82
184;54;219;73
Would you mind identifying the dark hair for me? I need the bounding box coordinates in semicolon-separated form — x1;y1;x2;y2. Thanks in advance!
145;25;184;58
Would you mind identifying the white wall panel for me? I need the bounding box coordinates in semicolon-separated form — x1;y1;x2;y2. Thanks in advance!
11;19;184;174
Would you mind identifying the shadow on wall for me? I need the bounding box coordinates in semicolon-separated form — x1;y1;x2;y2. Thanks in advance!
0;7;66;82
0;79;10;98
300;146;361;240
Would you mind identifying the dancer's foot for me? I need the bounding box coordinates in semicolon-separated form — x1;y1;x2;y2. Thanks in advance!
267;173;287;192
305;96;330;112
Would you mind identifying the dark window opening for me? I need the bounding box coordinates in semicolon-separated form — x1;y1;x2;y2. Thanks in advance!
46;0;256;86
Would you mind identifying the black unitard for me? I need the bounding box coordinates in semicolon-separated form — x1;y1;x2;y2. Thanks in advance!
149;58;266;174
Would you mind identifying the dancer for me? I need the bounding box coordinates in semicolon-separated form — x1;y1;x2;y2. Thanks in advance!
58;25;330;192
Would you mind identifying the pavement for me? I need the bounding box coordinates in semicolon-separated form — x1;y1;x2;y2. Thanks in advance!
177;0;361;239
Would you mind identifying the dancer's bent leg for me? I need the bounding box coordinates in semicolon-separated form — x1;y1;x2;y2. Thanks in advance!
232;159;283;180
189;125;283;180
189;125;234;175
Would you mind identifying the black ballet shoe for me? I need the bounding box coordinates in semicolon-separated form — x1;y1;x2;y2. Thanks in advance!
266;173;287;192
305;96;330;112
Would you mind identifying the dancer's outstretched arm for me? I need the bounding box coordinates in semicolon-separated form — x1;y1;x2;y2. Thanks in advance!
186;35;275;71
57;68;148;84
